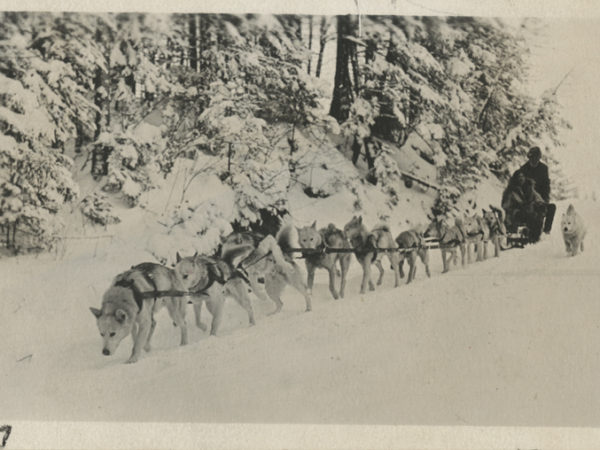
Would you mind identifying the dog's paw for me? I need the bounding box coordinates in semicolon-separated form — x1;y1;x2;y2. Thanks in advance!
143;344;152;352
125;356;138;364
196;322;208;332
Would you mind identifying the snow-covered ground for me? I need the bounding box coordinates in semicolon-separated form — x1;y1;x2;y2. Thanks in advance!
1;199;599;433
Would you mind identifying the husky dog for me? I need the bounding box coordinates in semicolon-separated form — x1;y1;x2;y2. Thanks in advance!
297;222;352;299
424;216;466;273
221;226;312;314
395;229;431;284
561;204;586;257
343;216;401;294
483;206;506;257
174;252;256;335
459;214;488;262
90;263;188;364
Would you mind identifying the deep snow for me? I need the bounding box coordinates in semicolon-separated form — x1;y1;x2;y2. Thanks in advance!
1;199;599;430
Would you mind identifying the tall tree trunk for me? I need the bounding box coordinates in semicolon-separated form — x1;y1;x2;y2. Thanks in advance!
188;14;198;71
315;17;329;78
307;16;313;75
198;14;203;72
329;15;357;123
93;65;104;140
350;42;360;95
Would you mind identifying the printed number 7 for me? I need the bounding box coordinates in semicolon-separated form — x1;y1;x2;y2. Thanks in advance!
0;425;11;448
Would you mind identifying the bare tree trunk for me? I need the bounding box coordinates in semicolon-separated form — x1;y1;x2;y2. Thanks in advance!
198;14;203;72
307;16;313;75
315;17;329;78
188;14;198;71
329;15;357;123
350;41;360;95
93;65;104;140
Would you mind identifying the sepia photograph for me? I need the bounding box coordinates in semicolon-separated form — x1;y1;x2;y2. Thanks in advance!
1;0;600;448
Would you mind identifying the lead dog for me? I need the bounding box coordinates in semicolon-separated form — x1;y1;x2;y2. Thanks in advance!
343;216;401;294
90;263;188;364
221;226;312;314
174;252;256;335
297;222;352;299
561;204;586;256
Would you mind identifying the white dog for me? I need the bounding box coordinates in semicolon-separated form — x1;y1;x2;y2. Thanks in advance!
561;204;586;257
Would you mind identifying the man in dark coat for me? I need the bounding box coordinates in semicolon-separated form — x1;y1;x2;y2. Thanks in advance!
518;146;556;235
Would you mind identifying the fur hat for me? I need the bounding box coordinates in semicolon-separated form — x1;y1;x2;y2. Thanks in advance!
527;146;542;159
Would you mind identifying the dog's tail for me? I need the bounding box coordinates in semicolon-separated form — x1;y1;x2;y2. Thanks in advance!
276;224;297;253
373;223;390;233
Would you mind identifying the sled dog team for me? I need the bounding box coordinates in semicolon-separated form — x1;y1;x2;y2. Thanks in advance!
91;204;586;363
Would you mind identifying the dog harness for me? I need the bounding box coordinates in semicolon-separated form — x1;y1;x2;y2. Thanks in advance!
114;263;189;312
436;222;463;247
349;231;378;262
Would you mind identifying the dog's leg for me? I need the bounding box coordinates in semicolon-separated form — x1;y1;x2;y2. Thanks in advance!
305;262;316;296
143;316;157;352
573;239;580;256
288;267;312;312
398;256;405;279
227;280;256;326
166;298;188;346
339;254;350;299
390;253;400;288
468;240;474;263
265;274;285;315
441;249;449;274
420;248;431;278
193;301;207;332
205;297;224;336
359;257;372;294
326;264;339;300
131;321;139;343
407;251;417;283
127;313;152;363
459;244;466;267
374;258;384;286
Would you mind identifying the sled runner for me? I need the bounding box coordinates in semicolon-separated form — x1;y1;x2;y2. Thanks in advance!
504;226;529;249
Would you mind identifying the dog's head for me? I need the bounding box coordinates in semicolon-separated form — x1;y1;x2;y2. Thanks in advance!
424;214;447;238
174;252;211;290
561;205;579;234
343;216;365;240
297;221;323;249
90;287;134;357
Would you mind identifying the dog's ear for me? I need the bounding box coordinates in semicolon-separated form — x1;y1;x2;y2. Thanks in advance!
115;309;128;324
176;252;182;263
311;220;317;229
567;204;574;214
90;307;102;319
193;251;199;260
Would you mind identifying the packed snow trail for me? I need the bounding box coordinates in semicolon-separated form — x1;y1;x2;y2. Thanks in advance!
1;200;599;426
